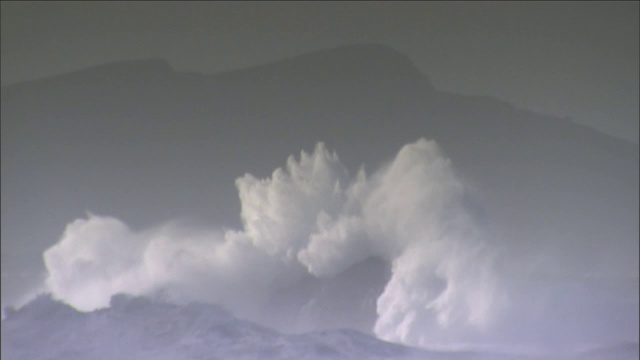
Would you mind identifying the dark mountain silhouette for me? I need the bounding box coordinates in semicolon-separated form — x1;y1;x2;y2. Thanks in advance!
2;43;638;310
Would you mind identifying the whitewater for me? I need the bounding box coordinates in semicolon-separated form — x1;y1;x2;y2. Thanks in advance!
3;139;637;359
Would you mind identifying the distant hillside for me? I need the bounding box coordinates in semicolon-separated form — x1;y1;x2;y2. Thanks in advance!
2;43;638;310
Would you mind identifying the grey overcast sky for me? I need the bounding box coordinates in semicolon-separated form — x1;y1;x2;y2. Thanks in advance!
1;1;638;143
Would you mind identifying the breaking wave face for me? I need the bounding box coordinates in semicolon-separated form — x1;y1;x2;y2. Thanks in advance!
40;138;637;351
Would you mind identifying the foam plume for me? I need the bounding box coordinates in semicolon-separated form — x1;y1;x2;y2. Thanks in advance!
42;139;502;346
41;139;540;348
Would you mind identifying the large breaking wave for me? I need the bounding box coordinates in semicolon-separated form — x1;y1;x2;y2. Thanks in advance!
39;138;638;351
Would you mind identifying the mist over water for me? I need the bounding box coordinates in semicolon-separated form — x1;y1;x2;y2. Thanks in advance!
38;138;638;352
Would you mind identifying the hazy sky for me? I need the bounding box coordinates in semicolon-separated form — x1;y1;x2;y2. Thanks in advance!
1;1;638;143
